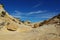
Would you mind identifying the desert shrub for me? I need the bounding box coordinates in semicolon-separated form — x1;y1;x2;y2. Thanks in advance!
21;21;24;23
7;22;10;25
12;19;17;23
1;11;6;17
27;22;31;24
12;19;15;21
39;23;43;26
14;17;21;21
0;22;5;29
0;22;5;26
33;24;39;28
19;22;21;24
33;24;37;28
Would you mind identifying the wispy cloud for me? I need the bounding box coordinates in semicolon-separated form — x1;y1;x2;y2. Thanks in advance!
32;4;41;8
11;10;60;19
11;10;23;18
11;10;46;17
11;10;28;18
36;12;60;18
27;10;46;15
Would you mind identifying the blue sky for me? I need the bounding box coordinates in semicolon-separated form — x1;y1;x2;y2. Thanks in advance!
0;0;60;22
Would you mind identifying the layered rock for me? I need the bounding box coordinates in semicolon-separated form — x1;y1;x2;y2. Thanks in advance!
0;4;32;32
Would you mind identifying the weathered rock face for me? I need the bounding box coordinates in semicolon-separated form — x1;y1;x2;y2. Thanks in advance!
48;14;60;24
0;5;30;31
33;14;60;28
0;5;20;31
0;4;32;31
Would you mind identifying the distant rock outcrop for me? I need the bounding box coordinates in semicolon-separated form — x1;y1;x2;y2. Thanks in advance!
32;14;60;28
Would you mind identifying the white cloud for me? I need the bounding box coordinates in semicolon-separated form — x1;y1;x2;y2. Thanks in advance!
35;12;59;18
29;3;41;11
27;10;46;15
32;4;41;8
12;15;21;18
39;15;54;18
14;10;22;15
11;10;28;18
11;10;59;19
11;10;47;17
11;10;22;18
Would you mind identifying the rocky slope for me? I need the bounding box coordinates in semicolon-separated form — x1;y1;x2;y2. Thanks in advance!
0;4;32;32
0;4;60;40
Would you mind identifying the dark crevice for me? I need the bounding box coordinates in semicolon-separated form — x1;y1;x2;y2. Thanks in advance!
7;28;16;31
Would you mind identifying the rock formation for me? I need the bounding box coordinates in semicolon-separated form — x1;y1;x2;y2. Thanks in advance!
0;4;60;40
0;4;32;32
32;14;60;28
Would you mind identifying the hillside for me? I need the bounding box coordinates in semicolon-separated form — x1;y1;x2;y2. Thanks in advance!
0;4;60;40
